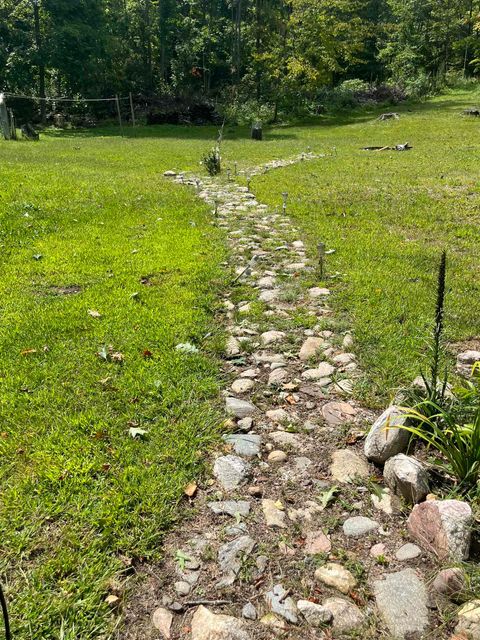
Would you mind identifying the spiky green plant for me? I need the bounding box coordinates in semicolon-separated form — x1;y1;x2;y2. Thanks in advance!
417;250;449;409
399;403;480;492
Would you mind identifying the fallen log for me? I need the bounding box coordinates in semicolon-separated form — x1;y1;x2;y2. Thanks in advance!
377;112;400;121
463;108;480;116
362;142;412;152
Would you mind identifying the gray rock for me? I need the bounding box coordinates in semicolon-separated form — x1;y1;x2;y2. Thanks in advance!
364;405;410;464
191;606;250;640
297;600;333;626
457;350;480;365
322;597;364;632
223;433;261;457
270;431;302;449
208;500;251;517
265;584;298;623
226;337;241;356
225;396;257;419
302;363;335;380
384;454;430;504
395;543;422;561
268;368;288;386
373;569;429;639
213;455;250;491
174;580;191;596
343;516;379;538
237;417;253;432
225;523;248;537
242;603;257;620
217;535;256;587
231;378;255;394
330;449;369;483
407;499;472;561
280;456;313;482
260;330;285;345
265;408;289;422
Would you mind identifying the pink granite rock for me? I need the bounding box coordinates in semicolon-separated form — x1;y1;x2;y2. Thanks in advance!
407;500;472;561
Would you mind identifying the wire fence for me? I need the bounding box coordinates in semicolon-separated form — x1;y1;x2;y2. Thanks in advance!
0;91;137;139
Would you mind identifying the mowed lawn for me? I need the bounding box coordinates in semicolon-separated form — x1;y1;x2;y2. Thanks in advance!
0;87;479;638
250;88;480;402
0;134;228;638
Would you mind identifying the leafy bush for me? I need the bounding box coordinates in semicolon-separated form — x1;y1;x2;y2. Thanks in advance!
201;146;221;175
316;79;407;112
220;98;274;126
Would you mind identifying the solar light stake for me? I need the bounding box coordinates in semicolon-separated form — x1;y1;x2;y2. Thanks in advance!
234;161;238;176
196;179;200;193
318;242;326;279
214;200;219;218
282;192;288;215
247;177;251;192
227;169;231;181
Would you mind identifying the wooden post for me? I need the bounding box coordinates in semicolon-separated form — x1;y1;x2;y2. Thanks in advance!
129;92;136;127
115;95;124;137
0;93;11;140
9;109;17;140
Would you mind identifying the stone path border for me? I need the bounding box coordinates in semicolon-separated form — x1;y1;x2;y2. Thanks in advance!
122;155;473;640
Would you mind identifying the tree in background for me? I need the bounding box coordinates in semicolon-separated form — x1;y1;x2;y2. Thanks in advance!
0;0;479;119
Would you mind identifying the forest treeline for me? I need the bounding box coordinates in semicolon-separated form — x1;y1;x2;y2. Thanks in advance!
1;0;479;121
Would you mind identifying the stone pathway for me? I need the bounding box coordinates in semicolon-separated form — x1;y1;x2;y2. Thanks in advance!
123;157;471;640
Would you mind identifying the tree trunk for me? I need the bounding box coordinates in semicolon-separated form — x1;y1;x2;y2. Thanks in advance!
32;0;46;123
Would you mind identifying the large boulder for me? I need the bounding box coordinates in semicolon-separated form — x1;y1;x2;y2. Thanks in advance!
407;499;472;561
384;454;430;504
364;405;410;464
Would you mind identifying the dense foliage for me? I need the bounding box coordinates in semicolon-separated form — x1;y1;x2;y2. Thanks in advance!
1;0;480;118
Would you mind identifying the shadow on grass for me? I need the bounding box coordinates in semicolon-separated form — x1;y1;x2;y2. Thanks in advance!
41;124;298;142
38;90;479;142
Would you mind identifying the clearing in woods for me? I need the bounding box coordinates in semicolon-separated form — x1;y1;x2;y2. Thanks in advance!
0;87;478;638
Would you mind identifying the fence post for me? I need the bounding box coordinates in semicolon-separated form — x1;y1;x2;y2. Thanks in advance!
129;92;136;127
115;94;124;137
0;93;12;140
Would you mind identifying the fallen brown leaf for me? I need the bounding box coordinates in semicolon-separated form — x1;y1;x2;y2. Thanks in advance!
21;348;37;356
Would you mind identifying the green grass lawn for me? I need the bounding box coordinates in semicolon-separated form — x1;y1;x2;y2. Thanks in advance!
249;88;480;403
0;133;228;639
0;87;479;638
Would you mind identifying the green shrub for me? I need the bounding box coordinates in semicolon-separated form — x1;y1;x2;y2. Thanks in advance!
220;99;274;125
201;146;221;175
